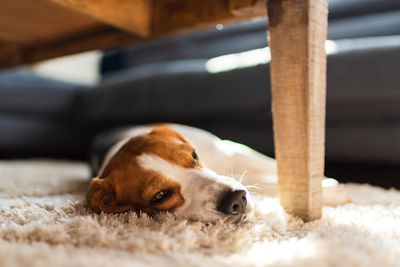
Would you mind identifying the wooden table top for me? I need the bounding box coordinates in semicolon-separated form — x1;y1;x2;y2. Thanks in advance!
0;0;267;70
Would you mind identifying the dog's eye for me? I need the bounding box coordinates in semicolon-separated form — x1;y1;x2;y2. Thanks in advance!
150;190;170;205
192;151;198;165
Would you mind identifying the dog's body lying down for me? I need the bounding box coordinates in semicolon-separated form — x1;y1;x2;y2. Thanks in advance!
88;124;349;223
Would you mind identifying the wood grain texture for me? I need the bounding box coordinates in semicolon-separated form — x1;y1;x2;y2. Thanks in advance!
229;0;268;18
45;0;267;37
152;0;267;36
0;0;101;46
267;0;328;221
48;0;153;36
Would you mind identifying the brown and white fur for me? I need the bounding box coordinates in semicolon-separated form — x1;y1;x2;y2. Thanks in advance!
88;123;349;223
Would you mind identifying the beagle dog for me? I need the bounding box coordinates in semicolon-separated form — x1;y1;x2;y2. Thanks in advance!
88;124;349;223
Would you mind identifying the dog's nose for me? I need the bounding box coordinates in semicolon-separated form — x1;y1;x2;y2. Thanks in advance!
217;190;247;215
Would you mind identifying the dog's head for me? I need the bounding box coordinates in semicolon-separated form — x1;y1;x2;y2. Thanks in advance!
87;125;253;223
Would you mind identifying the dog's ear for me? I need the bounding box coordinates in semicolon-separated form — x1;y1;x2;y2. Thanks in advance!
87;177;135;213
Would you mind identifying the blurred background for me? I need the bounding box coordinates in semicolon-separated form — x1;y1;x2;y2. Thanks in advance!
0;0;399;188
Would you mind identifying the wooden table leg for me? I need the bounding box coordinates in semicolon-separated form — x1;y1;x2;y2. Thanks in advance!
267;0;328;221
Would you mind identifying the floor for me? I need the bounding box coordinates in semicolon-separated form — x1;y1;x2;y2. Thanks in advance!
1;160;399;267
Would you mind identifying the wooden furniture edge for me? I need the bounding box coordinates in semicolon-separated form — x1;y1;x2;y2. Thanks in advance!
1;0;268;69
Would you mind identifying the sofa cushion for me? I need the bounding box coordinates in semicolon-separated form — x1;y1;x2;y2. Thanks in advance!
0;68;84;120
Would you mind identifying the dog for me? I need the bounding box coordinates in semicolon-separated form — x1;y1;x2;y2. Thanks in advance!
87;123;349;223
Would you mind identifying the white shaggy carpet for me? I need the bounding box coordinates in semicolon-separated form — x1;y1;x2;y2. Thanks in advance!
1;160;400;267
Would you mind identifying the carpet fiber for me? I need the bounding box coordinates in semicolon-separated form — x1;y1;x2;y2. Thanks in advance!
1;160;399;267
